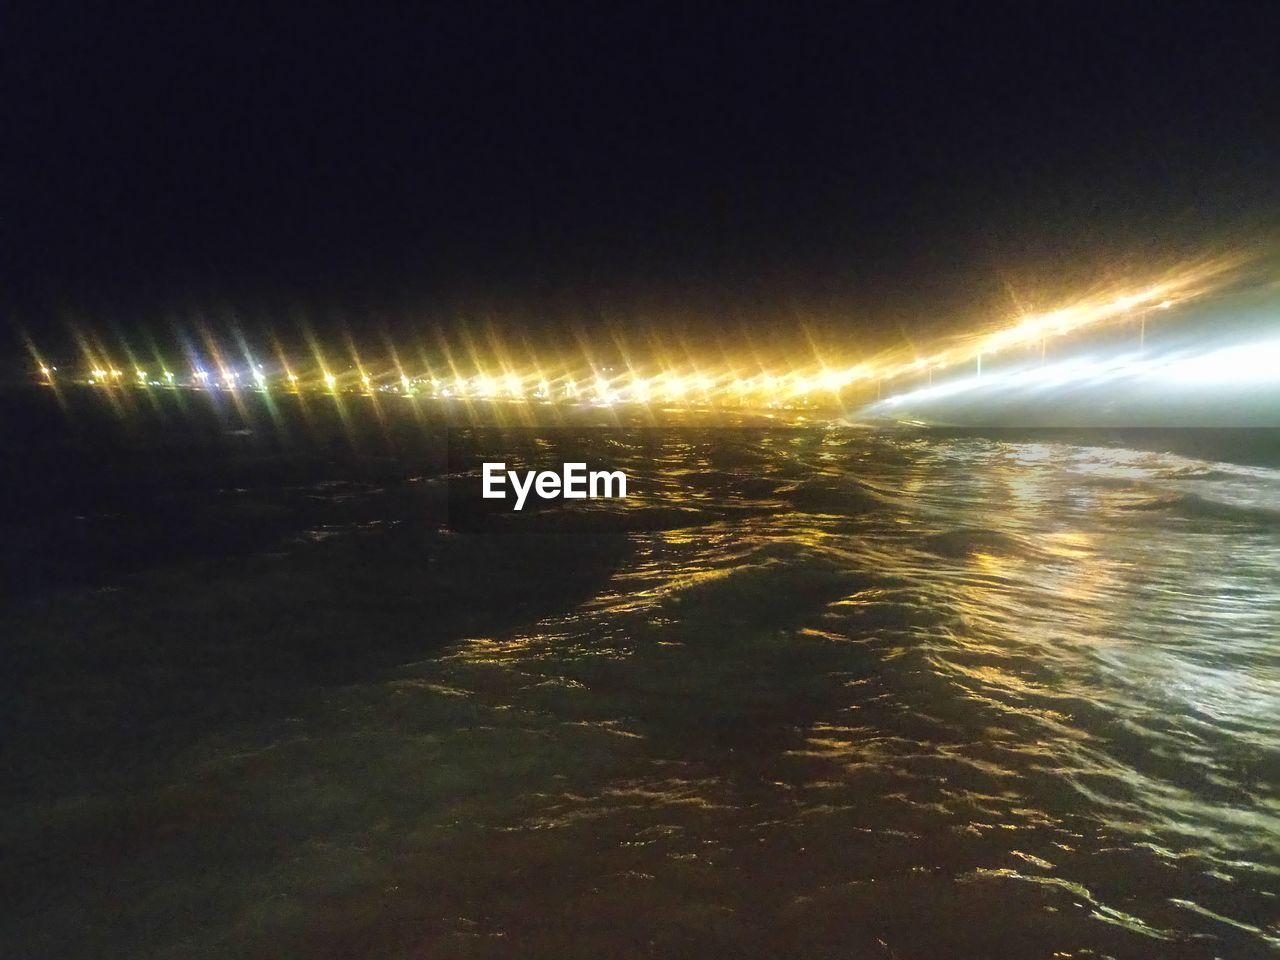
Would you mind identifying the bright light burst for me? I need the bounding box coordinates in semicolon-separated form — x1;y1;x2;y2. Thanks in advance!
870;337;1280;415
25;255;1255;410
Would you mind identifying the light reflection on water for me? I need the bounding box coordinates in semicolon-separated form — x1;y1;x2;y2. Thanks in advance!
5;427;1280;958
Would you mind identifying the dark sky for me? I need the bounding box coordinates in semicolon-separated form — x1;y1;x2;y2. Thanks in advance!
3;1;1278;357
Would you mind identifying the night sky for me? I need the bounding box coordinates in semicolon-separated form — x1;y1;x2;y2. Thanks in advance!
3;1;1279;359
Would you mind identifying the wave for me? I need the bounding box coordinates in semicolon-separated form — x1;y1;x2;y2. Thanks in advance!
781;477;889;515
917;527;1030;558
1116;490;1280;525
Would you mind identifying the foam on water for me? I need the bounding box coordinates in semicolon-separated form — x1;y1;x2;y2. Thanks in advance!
3;401;1279;958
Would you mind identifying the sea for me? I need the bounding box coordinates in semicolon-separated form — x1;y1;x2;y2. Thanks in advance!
3;385;1279;959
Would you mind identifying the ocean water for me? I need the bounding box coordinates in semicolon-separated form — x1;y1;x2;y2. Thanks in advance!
3;388;1279;958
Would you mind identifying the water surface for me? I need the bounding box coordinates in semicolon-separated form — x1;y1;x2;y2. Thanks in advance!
3;390;1279;958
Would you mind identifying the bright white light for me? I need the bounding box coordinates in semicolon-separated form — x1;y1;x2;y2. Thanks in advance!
873;337;1280;413
1160;340;1280;384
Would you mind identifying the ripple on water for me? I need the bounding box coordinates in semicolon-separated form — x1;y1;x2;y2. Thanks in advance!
4;427;1280;958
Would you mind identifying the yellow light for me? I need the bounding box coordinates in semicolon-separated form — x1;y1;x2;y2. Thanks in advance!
594;375;615;403
818;369;846;392
40;254;1239;408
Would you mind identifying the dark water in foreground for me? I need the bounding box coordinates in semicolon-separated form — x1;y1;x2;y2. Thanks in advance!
3;388;1279;958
